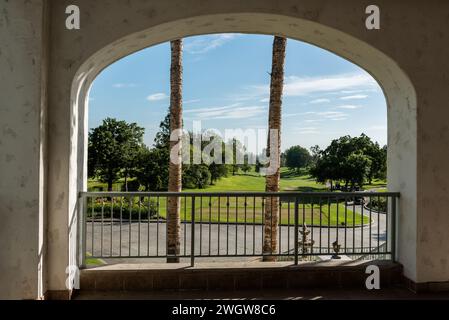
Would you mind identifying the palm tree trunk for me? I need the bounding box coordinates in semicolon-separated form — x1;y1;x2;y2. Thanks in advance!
263;36;287;262
167;39;183;263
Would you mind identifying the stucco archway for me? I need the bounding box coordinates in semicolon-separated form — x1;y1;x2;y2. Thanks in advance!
66;13;416;291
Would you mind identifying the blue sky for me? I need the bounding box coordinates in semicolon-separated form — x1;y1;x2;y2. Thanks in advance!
89;33;387;152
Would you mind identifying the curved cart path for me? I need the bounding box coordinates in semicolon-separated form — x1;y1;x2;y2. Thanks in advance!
86;203;391;264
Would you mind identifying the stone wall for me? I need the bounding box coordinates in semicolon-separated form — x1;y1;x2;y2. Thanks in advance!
0;0;48;299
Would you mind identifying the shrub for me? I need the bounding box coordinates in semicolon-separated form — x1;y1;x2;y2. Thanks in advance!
86;197;159;220
366;197;387;213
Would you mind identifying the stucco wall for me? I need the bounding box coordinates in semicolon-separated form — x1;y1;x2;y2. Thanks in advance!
46;0;431;290
1;0;449;299
0;0;47;299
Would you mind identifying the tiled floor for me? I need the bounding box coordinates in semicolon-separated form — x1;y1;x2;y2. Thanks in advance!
74;287;449;300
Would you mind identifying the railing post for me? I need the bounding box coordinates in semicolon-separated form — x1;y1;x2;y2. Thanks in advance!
191;196;196;267
391;195;397;262
294;196;299;265
79;193;87;269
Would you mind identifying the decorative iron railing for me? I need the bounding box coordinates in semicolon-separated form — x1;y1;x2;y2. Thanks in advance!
78;191;398;267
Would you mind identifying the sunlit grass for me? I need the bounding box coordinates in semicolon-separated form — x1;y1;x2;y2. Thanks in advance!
87;168;381;226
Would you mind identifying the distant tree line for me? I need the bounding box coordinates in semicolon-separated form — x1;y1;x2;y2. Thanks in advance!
88;115;253;191
278;135;386;191
89;118;386;192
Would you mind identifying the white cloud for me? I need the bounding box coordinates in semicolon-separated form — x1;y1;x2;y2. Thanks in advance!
227;91;264;102
284;111;316;118
336;105;362;109
184;99;201;104
317;111;345;117
147;93;168;101
185;103;266;119
285;110;350;121
113;83;138;88
316;111;348;121
309;98;331;104
339;89;376;94
340;94;368;100
284;113;299;118
293;126;318;131
292;127;320;134
252;72;377;97
184;34;239;54
285;73;376;96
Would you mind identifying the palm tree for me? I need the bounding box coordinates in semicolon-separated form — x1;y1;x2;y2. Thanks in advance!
167;39;183;263
263;36;287;262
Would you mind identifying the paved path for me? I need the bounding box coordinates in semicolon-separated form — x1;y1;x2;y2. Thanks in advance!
86;204;391;263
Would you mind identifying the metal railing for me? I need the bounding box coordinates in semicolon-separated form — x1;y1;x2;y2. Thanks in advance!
78;191;398;267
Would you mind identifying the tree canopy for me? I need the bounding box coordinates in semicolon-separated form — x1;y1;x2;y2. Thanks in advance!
88;119;386;193
88;114;235;191
309;134;386;190
88;118;145;191
283;145;312;172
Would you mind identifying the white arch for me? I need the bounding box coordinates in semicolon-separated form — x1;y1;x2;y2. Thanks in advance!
70;13;417;280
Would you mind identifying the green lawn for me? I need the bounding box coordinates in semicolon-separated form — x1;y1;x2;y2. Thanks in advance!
178;169;328;193
153;197;368;226
362;180;387;190
85;253;104;266
87;168;332;192
88;168;376;226
88;168;386;193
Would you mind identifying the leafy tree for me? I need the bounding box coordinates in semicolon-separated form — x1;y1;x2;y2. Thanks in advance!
183;164;211;189
343;152;372;189
151;113;232;188
284;145;312;172
255;157;262;173
309;134;384;190
209;162;228;185
376;145;387;180
135;147;169;191
208;136;229;184
88;118;144;191
121;128;145;191
310;145;321;165
366;143;387;183
227;138;246;175
280;152;287;167
154;112;170;150
241;154;252;175
309;152;338;189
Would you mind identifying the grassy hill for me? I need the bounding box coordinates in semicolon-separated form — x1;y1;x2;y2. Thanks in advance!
88;167;385;193
87;168;385;226
183;170;327;193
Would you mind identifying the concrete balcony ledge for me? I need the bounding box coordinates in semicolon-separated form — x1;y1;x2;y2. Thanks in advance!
79;260;402;292
82;259;398;271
